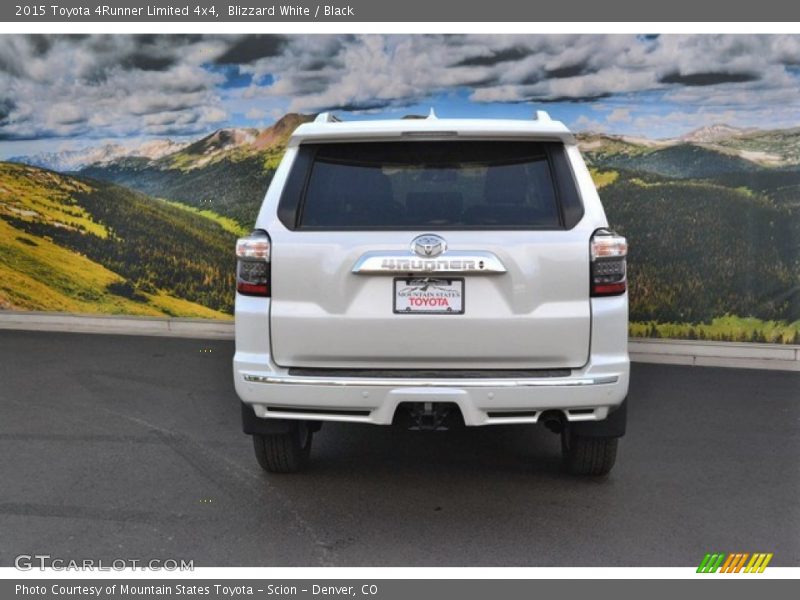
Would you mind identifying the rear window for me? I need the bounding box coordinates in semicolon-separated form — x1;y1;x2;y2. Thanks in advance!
278;141;583;230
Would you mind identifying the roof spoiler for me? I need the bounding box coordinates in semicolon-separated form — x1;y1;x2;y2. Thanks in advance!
316;109;552;124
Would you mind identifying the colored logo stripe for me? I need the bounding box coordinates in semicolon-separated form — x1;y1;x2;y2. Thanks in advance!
697;553;726;573
720;553;749;573
720;553;737;573
745;553;773;573
697;552;773;573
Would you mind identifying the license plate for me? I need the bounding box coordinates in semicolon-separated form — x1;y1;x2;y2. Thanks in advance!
393;278;464;314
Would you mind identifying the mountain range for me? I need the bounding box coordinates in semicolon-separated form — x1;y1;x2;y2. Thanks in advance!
2;113;800;337
24;118;799;227
578;124;800;169
6;118;799;194
12;113;313;172
9;139;191;173
679;124;759;143
76;113;314;225
13;119;800;176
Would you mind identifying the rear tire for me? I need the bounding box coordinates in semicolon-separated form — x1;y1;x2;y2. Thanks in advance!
561;430;618;476
252;421;313;473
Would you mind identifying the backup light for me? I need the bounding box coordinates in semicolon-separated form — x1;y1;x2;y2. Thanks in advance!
236;230;271;297
590;230;628;297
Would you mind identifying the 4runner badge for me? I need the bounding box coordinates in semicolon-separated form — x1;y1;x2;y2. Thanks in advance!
411;234;447;258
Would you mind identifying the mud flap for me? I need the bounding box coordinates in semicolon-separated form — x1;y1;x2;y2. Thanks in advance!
241;403;322;435
570;398;627;438
241;403;293;435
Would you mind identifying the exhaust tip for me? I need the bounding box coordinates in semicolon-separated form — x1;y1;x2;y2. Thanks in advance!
539;410;565;434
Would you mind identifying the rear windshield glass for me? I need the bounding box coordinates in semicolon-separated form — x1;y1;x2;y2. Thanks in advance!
295;142;564;229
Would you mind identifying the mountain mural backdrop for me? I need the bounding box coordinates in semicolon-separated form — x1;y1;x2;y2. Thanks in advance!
2;114;800;342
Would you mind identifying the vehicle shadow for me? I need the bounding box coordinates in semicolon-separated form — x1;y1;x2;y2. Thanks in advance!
238;421;603;483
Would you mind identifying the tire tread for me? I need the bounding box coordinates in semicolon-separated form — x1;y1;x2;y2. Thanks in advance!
252;426;311;473
564;434;618;476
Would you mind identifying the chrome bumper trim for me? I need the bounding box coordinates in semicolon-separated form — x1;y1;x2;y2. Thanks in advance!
242;373;619;388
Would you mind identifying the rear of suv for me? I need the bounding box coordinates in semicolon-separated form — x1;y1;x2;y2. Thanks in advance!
234;111;629;476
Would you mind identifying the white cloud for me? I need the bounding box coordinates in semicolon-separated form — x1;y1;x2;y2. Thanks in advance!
2;34;800;142
245;107;266;120
573;114;608;132
235;34;800;120
0;35;228;140
607;108;632;123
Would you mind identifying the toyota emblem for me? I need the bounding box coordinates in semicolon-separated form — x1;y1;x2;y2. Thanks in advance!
411;234;447;258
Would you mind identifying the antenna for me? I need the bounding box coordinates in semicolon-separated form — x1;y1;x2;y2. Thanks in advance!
534;110;552;122
427;108;438;120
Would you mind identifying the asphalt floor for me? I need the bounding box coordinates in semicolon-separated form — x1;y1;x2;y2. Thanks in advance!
1;330;797;566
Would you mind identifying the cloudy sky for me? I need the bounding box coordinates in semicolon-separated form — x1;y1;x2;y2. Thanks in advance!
2;34;800;157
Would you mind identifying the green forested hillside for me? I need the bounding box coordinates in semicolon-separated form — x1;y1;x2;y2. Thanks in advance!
81;154;272;226
12;119;800;342
584;134;800;342
80;113;313;227
0;162;235;316
706;169;800;204
597;171;799;326
586;143;762;179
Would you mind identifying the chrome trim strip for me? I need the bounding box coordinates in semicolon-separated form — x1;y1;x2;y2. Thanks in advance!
243;373;619;387
352;251;507;275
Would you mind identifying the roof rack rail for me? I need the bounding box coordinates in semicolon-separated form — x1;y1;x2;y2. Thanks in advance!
314;112;342;124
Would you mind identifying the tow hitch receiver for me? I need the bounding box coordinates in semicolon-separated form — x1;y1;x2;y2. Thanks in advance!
403;402;460;431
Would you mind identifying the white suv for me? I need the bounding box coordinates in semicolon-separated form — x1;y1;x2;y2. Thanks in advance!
234;111;629;476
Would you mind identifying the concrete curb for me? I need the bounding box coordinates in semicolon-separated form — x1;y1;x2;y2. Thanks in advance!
628;339;800;372
0;311;234;340
2;311;799;372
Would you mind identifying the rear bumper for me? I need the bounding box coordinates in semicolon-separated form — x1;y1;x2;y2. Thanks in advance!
234;293;629;427
234;359;629;427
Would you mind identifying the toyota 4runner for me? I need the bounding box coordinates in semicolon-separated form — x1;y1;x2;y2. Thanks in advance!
234;111;629;475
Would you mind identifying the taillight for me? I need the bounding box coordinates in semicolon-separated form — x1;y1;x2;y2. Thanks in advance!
590;229;627;297
236;230;271;297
